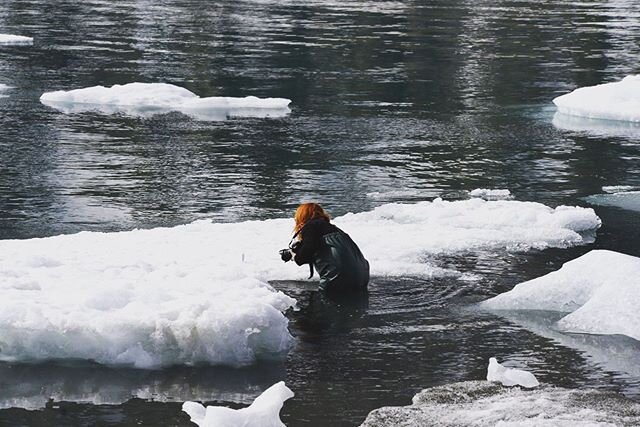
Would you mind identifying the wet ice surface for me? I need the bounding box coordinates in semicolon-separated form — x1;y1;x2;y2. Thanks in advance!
360;381;640;427
584;191;640;213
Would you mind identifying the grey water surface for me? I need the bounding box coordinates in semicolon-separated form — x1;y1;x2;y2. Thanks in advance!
1;0;640;426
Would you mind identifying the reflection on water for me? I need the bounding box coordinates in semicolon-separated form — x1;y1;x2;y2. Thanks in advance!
553;112;640;138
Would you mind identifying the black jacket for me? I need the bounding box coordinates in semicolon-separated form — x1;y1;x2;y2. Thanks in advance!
293;218;369;292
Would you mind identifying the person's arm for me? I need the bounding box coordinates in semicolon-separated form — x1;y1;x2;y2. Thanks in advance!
293;225;322;265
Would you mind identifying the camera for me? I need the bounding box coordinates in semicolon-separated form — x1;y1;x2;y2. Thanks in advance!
279;241;302;262
279;248;292;262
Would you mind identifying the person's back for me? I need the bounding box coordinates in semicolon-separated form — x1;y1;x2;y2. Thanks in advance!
281;203;369;293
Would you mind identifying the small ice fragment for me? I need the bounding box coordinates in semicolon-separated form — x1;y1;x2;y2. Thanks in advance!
182;381;294;427
486;357;539;388
0;34;33;45
469;189;512;200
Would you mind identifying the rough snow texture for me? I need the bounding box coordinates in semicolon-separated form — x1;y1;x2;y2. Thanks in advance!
40;83;291;120
481;250;640;341
469;189;512;200
486;357;539;388
0;199;600;367
360;381;640;427
183;381;293;427
584;190;640;213
553;75;640;122
0;34;33;45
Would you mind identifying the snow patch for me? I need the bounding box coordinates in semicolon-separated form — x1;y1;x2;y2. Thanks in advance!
486;357;539;388
480;250;640;341
182;381;293;427
553;75;640;122
40;83;291;120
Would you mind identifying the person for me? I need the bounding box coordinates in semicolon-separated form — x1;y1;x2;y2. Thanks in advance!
280;203;369;293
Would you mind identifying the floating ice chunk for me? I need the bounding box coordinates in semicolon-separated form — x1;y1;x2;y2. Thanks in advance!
553;75;640;122
481;250;640;341
0;200;600;367
584;190;640;213
40;82;291;120
602;185;636;193
360;381;640;426
182;381;293;427
486;357;539;388
469;189;512;200
0;34;33;45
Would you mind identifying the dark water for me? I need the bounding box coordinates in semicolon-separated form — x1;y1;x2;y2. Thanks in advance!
1;0;640;425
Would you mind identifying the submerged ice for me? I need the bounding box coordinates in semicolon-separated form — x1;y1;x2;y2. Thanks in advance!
0;34;33;45
481;250;640;341
360;381;640;426
553;75;640;122
40;82;291;120
584;190;640;213
0;199;600;367
182;381;293;427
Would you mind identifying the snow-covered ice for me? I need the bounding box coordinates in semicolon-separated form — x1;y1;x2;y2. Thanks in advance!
584;190;640;213
0;199;600;367
469;188;512;200
0;34;33;45
553;75;640;122
182;381;293;427
481;250;640;341
360;381;640;426
40;83;291;120
486;357;539;388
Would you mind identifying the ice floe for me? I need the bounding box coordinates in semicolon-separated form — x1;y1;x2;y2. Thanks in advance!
40;82;291;120
553;75;640;122
469;188;512;200
486;357;539;388
360;381;640;426
0;34;33;45
584;190;640;213
481;250;640;341
0;199;599;367
182;381;293;427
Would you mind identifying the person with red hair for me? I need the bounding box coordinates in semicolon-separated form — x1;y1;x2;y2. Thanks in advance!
280;203;369;293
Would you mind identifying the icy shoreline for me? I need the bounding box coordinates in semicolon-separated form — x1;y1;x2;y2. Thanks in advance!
360;381;640;426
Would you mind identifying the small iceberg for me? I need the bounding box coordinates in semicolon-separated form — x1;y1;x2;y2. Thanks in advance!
0;34;33;45
40;82;292;120
553;75;640;122
182;381;293;427
469;188;512;201
480;250;640;341
360;381;640;426
486;357;539;388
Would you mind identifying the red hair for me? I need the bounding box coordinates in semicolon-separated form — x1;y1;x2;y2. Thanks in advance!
293;203;331;235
